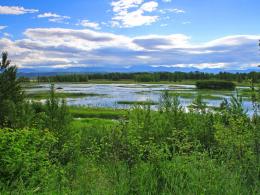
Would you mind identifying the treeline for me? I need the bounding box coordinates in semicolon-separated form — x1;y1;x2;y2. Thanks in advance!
35;71;260;83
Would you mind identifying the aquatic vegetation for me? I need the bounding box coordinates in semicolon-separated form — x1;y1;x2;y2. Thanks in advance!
196;80;236;90
117;100;158;105
26;92;107;99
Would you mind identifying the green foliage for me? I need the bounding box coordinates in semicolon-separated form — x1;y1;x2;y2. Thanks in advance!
117;100;158;105
38;74;89;82
69;106;127;119
0;52;24;127
130;155;245;195
134;73;160;82
196;80;236;90
26;92;96;100
190;94;207;113
0;128;57;192
3;89;260;193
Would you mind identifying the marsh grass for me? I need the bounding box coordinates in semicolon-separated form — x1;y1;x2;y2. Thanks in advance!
26;92;106;100
69;106;127;119
117;100;158;105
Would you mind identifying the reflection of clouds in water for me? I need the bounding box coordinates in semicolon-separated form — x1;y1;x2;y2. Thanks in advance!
26;83;254;114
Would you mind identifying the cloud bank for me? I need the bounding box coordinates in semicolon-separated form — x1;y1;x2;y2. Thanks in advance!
0;28;259;70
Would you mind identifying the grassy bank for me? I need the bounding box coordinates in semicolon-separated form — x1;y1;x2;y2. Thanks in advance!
25;92;107;100
69;106;127;119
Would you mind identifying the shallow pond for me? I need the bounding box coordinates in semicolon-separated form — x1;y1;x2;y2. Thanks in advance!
26;83;255;115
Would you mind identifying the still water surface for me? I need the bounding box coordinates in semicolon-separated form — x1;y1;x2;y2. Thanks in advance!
26;83;254;115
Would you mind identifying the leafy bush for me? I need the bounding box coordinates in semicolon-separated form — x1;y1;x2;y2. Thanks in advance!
0;128;57;192
196;80;236;90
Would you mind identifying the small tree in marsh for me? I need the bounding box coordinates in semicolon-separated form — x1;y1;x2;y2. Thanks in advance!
43;84;79;166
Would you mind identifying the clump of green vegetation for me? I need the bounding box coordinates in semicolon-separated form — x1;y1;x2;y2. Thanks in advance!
26;92;106;100
72;117;118;128
168;91;224;100
117;100;158;105
0;128;57;191
69;106;127;119
196;80;236;90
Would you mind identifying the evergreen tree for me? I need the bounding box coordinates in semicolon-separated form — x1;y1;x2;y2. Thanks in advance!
0;52;24;127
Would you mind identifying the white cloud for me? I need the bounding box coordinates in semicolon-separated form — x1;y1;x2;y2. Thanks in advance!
162;0;172;2
37;12;70;23
0;28;259;70
0;26;7;30
38;12;61;18
182;21;191;25
160;8;186;14
133;34;191;50
160;24;168;27
48;18;70;24
77;20;101;30
0;6;38;15
3;33;12;37
152;63;228;69
140;1;158;12
111;0;144;13
111;0;159;28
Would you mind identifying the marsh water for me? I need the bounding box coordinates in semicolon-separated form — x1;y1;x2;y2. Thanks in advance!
26;83;255;115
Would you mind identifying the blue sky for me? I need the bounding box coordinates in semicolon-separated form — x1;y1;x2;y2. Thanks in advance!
0;0;260;71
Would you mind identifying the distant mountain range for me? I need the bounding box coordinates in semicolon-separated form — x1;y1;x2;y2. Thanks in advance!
18;66;260;77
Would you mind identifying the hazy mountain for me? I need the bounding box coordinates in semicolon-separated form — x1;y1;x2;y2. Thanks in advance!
18;66;260;77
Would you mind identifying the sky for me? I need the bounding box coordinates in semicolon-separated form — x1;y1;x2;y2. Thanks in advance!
0;0;260;71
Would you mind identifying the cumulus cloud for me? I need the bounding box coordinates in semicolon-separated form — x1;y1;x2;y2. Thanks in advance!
111;0;159;28
0;6;38;15
0;27;259;70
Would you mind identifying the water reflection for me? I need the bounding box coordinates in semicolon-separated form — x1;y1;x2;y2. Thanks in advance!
26;83;255;115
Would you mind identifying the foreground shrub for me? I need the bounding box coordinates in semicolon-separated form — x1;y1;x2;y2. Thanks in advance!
215;115;260;188
196;80;236;90
0;128;57;192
